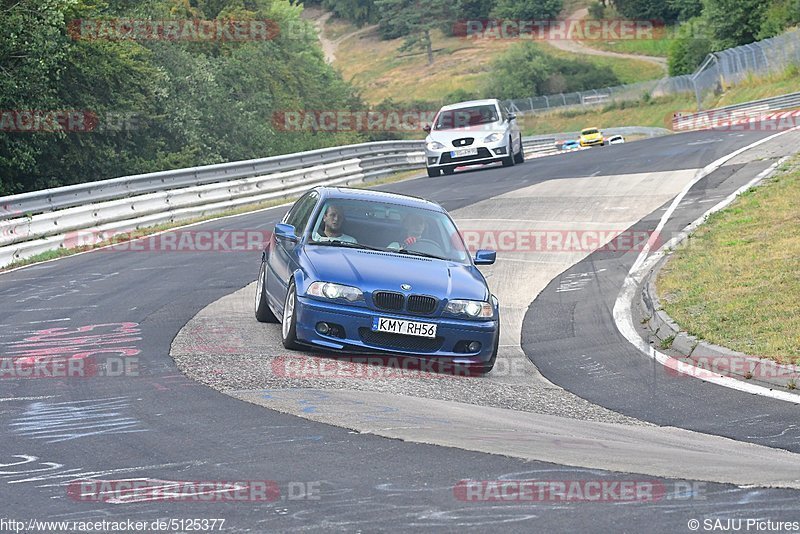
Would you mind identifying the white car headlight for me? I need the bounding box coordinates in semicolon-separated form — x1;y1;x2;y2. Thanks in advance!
427;140;445;150
307;282;363;302
445;299;493;318
483;132;503;143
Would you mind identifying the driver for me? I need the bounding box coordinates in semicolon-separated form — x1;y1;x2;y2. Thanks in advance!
312;204;357;243
388;213;426;250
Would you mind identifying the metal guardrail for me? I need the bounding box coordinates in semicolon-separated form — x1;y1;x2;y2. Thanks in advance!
0;140;424;221
0;141;425;268
672;91;800;130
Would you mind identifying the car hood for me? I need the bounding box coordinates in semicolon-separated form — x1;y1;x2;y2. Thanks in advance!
427;123;507;146
303;247;488;301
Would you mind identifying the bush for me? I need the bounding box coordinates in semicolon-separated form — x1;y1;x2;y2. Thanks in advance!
667;17;713;75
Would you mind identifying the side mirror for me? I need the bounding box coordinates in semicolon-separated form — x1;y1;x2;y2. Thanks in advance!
474;249;496;265
422;124;431;133
274;223;299;242
507;113;516;122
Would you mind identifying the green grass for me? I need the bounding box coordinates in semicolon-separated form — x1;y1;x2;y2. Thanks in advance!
656;156;800;363
519;93;696;135
586;35;672;58
541;43;665;83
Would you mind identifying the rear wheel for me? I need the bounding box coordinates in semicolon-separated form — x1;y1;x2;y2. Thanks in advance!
254;262;278;323
513;134;525;164
426;166;439;177
281;279;301;350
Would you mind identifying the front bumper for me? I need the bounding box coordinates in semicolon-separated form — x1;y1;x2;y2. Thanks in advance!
425;139;510;170
580;137;604;147
293;296;499;365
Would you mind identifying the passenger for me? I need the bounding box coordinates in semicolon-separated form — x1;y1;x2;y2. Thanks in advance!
388;213;427;249
312;204;357;243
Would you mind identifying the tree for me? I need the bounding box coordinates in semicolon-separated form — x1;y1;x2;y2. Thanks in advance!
667;16;713;75
375;0;453;65
702;0;771;49
491;0;563;20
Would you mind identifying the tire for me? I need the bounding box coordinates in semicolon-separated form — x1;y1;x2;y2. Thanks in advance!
254;262;278;323
501;137;516;167
442;166;455;175
281;278;301;350
513;134;525;164
426;167;439;177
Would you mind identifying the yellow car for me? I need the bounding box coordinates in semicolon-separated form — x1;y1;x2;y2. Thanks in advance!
579;127;604;147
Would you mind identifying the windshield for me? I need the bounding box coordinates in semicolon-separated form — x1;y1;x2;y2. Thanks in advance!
582;128;599;135
308;199;470;263
433;105;500;130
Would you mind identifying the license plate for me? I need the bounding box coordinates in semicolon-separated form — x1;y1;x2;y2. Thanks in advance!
372;317;437;338
451;148;478;158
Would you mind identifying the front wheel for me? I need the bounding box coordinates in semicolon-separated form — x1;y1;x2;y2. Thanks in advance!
255;262;278;323
426;166;439;177
442;166;455;175
501;137;516;167
513;134;525;164
281;279;301;350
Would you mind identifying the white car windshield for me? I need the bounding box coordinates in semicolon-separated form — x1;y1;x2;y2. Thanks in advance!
434;105;499;130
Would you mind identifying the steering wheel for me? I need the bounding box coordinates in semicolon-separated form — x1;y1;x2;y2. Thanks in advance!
407;238;445;256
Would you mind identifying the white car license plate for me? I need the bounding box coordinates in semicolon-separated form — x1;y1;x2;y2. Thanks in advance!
372;317;437;338
451;148;478;158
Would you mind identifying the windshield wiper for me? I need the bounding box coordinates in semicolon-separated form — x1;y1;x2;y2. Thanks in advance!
393;248;445;261
310;241;388;252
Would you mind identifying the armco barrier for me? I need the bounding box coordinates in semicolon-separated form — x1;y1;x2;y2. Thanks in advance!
672;91;800;131
0;127;672;268
0;141;424;267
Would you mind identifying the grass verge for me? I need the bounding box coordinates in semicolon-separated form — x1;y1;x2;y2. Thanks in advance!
656;155;800;363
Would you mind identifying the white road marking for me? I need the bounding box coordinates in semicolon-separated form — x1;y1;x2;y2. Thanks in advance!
614;126;800;404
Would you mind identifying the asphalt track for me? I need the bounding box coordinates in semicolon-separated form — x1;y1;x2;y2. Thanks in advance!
1;126;799;532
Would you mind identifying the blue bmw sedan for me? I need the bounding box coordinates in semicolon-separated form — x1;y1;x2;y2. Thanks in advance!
255;187;500;373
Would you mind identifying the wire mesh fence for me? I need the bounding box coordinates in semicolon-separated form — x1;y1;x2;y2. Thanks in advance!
505;29;800;115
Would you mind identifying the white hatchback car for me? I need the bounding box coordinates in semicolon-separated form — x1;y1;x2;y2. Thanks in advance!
423;99;524;177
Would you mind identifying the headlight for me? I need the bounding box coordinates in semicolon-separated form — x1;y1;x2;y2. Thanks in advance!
445;299;493;318
307;282;363;302
483;132;503;143
426;140;445;150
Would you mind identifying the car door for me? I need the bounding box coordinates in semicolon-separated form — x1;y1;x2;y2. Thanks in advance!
266;191;319;308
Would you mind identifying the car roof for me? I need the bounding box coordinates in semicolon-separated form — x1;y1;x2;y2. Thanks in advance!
439;99;501;111
313;187;445;212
